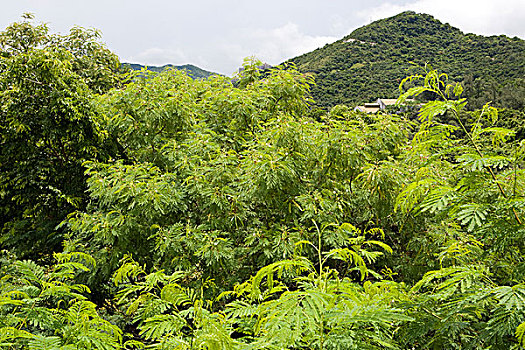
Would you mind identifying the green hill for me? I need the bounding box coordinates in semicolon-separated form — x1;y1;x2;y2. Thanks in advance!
122;63;218;79
289;11;525;110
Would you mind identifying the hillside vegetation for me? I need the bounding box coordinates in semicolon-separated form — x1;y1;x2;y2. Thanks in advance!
290;11;525;110
123;63;218;79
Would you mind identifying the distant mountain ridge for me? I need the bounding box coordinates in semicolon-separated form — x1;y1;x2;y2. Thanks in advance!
122;63;218;79
288;11;525;110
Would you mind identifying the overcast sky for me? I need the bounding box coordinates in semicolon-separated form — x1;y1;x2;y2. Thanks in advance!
1;0;524;75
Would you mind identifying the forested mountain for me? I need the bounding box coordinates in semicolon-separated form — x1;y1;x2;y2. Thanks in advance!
122;63;218;79
290;11;525;110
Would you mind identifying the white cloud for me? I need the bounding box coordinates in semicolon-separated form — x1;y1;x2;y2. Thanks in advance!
124;48;188;66
116;23;338;75
239;23;338;66
211;22;339;75
359;0;525;38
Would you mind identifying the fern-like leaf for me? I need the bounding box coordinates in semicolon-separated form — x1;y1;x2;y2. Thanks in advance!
139;314;186;340
27;336;62;350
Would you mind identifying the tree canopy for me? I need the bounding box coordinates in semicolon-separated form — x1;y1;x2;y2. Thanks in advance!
0;14;121;257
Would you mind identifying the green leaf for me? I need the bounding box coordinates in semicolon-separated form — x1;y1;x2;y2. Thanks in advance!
455;204;487;231
517;322;525;346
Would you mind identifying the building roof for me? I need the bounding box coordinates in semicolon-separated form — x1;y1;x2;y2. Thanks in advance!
355;98;418;113
378;98;399;105
354;106;380;113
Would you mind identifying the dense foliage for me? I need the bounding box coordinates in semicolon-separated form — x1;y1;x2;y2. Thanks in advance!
290;11;525;110
2;16;525;350
0;14;121;258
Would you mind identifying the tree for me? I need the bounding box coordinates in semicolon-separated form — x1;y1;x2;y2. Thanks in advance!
0;14;121;259
393;67;525;348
